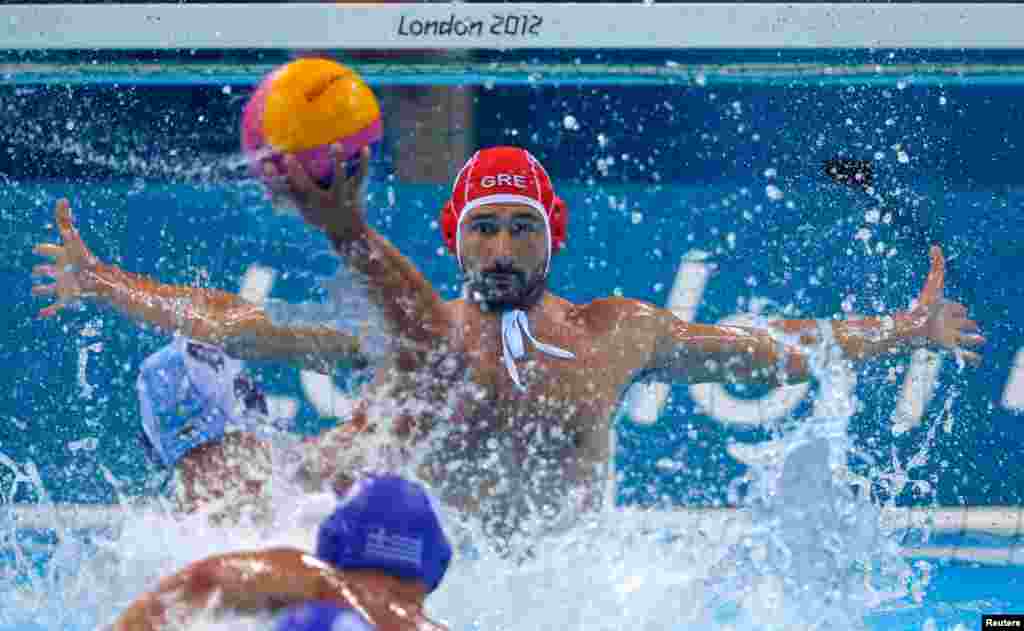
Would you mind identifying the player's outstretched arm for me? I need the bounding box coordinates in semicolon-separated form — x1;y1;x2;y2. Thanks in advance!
32;199;365;373
642;246;984;386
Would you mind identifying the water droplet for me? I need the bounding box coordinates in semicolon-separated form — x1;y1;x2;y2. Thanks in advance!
67;437;98;453
656;458;683;471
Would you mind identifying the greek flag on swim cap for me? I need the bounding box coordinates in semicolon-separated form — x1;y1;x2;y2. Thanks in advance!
275;602;374;631
316;474;452;592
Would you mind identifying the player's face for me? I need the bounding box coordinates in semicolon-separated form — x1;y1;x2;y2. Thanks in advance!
460;203;548;308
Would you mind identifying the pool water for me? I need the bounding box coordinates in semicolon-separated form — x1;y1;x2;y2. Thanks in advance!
2;49;1024;631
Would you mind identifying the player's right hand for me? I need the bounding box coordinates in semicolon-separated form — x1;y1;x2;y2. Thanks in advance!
31;198;101;318
264;145;370;240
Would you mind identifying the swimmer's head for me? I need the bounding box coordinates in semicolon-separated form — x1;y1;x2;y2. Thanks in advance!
440;147;568;310
275;602;374;631
316;474;452;593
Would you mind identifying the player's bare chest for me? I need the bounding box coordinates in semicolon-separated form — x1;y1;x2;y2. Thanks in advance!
437;304;629;416
443;341;616;427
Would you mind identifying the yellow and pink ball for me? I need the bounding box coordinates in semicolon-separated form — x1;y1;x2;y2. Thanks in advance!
242;58;382;186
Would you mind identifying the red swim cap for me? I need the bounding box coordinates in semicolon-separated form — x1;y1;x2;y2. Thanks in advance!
439;146;567;270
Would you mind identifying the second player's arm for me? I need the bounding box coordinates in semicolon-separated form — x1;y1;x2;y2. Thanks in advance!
84;264;364;373
33;199;365;373
111;548;348;631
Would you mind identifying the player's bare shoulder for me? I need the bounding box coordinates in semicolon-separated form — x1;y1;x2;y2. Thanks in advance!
568;296;665;337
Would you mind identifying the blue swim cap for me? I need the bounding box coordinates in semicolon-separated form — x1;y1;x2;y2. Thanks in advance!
316;474;452;592
274;602;374;631
136;337;273;467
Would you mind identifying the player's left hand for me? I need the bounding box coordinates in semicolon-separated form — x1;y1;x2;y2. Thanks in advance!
909;245;985;366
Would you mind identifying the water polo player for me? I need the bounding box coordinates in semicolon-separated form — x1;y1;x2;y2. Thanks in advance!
136;336;281;517
111;473;451;631
266;144;984;546
33;140;985;546
31;199;368;517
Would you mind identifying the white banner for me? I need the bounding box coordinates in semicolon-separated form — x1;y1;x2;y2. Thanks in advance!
3;3;1024;50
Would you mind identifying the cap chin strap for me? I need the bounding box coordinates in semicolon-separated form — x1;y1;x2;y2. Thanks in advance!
500;310;575;392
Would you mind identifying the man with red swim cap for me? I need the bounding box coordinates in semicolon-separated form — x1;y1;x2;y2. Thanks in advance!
438;147;574;390
33;142;985;547
268;144;984;546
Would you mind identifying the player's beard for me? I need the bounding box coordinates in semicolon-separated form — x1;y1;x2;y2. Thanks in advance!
465;262;546;312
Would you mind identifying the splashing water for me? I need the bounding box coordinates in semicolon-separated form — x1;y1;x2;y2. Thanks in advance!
424;325;923;631
0;449;339;631
696;323;920;631
0;319;937;631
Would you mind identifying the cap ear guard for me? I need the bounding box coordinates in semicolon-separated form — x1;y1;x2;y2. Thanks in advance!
440;200;458;254
550;195;568;253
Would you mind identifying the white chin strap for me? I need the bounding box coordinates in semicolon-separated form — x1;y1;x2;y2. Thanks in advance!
501;310;575;392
